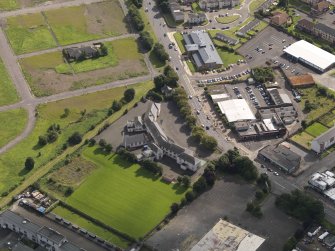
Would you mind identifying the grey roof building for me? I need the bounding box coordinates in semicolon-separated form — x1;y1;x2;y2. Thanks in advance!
258;144;301;174
183;31;223;70
311;126;335;153
215;33;239;45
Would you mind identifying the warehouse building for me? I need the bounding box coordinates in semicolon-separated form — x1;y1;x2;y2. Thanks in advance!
283;40;335;72
217;99;256;123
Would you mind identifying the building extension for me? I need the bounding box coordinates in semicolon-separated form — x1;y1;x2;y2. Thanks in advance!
183;30;223;70
311;125;335;153
0;210;83;251
283;40;335;72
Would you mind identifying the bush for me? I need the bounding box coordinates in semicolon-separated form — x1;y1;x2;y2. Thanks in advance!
140;159;162;176
185;191;195;202
99;139;107;148
170;202;179;214
112;100;122;112
124;88;136;102
47;131;58;143
192;176;207;194
153;43;169;62
68;132;82;146
89;138;96;146
25;157;35;171
65;187;74;197
38;135;47;146
252;67;274;83
140;31;154;51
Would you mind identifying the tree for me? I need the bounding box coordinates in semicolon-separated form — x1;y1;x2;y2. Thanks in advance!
304;100;317;112
68;132;82;146
131;0;143;8
181;175;191;187
170;203;179;214
65;187;74;197
88;138;96;146
47;131;58;143
100;45;108;56
99;139;107;148
112;100;122;112
186;115;197;129
163;65;179;87
193;176;207;194
203;164;216;186
252;67;274;83
153;43;169;62
154;74;167;91
233;156;258;181
124;88;135;102
128;5;144;31
38;135;47;146
185;191;195;202
201;135;218;151
191;126;205;143
63;108;70;118
25;157;35;171
105;144;113;153
140;31;154;51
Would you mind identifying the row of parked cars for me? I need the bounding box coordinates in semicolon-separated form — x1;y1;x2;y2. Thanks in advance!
197;69;251;84
245;86;260;107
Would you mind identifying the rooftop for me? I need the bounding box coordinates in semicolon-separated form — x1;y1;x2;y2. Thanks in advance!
37;226;65;245
217;99;256;122
288;74;315;87
0;210;40;234
283;40;335;71
312;125;335;145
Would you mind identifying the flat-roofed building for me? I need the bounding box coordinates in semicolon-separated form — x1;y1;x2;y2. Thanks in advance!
217;99;256;123
287;74;315;88
283;40;335;72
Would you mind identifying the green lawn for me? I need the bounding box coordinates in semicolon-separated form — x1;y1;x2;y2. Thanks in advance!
249;0;267;12
216;15;240;24
53;206;130;248
291;132;314;150
216;48;243;67
45;1;127;45
186;60;196;73
66;146;187;238
0;58;19;106
0;0;18;10
191;2;203;12
173;32;186;54
0;81;153;195
5;13;57;54
305;122;329;137
0;109;27;149
299;87;335;123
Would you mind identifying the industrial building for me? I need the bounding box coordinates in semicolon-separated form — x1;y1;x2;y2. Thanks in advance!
258;144;302;174
183;31;223;70
311;125;335;153
191;219;265;251
283;40;335;72
217;99;256;123
308;171;335;191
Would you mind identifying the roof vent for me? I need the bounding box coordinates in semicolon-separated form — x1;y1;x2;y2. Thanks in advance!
22;220;27;224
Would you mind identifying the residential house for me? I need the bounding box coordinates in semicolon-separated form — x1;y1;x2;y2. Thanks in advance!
126;116;145;132
183;30;223;70
311;126;335;153
313;22;335;44
199;0;239;10
187;12;207;24
300;0;322;5
123;133;147;149
0;210;83;251
62;43;104;62
312;0;330;14
270;12;289;26
169;0;184;22
296;19;314;33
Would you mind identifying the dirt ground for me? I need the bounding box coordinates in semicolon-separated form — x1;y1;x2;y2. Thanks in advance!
23;59;148;96
147;176;300;251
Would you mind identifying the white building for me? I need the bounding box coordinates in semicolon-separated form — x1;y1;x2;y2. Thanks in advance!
309;171;335;191
126;116;145;132
283;40;335;72
311;126;335;153
199;0;239;10
217;99;256;123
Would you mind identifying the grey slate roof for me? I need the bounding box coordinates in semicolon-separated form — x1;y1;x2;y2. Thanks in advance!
315;23;335;37
60;242;82;251
179;152;200;165
215;33;239;45
123;133;147;146
183;31;223;68
37;226;65;245
0;210;40;233
13;243;35;251
313;126;335;144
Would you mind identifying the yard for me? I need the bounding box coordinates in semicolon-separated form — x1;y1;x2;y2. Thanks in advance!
5;13;57;54
216;47;243;67
319;110;335;128
4;0;128;54
20;37;148;96
65;146;187;238
300;87;335;123
0;58;19;106
291;131;315;150
53;206;130;248
0;0;18;10
0;81;153;197
305;122;329;137
0;109;27;148
216;14;240;24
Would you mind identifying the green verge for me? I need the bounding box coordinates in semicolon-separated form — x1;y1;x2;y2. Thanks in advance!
65;146;187;238
0;109;27;148
5;13;57;54
174;32;186;54
0;58;19;106
216;15;240;24
0;0;18;10
249;0;267;12
0;81;153;197
53;206;130;248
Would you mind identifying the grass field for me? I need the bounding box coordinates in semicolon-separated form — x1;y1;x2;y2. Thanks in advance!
291;132;315;150
216;48;243;67
0;109;27;149
191;2;202;12
300;87;335;123
5;13;57;54
305;122;329;137
0;81;153;195
20;37;147;96
173;32;186;54
249;0;266;12
65;146;187;238
53;206;130;248
0;58;19;106
0;0;18;10
216;15;240;24
45;1;127;45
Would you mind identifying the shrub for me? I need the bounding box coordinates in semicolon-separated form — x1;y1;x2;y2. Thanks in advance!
68;132;82;146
